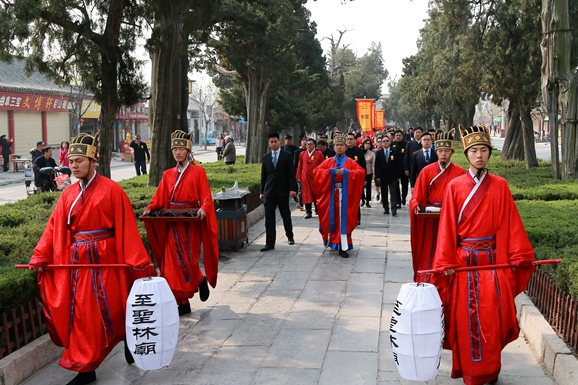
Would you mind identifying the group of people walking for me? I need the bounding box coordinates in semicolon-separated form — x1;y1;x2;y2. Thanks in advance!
258;124;536;385
26;123;536;385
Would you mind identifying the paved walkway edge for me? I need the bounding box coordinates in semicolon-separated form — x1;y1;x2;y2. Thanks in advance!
2;205;576;385
516;293;578;385
0;334;63;385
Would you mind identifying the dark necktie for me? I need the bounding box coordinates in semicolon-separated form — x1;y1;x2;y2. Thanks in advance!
385;149;389;163
425;150;430;163
272;151;278;168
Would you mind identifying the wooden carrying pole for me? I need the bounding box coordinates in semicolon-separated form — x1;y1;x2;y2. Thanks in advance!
417;259;561;275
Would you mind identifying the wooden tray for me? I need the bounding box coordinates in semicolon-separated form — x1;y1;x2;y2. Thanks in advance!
415;206;440;219
139;208;201;222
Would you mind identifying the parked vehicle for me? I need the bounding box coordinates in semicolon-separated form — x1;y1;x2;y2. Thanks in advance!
201;130;218;145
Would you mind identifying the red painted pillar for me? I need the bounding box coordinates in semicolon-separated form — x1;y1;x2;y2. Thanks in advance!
41;111;47;144
8;110;15;153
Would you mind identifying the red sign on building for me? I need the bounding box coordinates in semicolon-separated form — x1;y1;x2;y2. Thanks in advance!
0;92;70;112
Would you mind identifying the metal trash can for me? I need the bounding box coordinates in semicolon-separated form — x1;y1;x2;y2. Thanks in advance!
213;182;249;251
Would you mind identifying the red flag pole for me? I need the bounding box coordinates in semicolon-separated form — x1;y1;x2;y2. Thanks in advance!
15;263;155;270
417;259;561;275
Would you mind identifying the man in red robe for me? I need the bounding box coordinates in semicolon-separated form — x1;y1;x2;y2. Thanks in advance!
313;133;365;258
29;132;153;385
431;125;535;385
143;130;219;316
296;138;324;219
409;129;465;281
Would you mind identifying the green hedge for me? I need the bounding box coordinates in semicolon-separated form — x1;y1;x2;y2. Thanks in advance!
0;158;261;315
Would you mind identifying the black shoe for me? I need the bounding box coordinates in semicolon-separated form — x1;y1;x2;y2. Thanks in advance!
260;245;275;252
124;340;135;364
392;210;397;216
66;371;96;385
339;250;349;258
396;204;401;208
288;238;295;245
304;213;312;219
366;203;371;208
360;199;365;206
488;377;498;384
199;276;210;302
178;302;191;316
376;194;380;201
383;209;389;214
402;198;406;205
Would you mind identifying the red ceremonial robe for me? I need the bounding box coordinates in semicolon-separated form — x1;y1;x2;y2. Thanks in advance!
144;164;219;305
431;171;535;385
313;155;365;250
296;149;324;205
409;162;465;281
29;174;152;372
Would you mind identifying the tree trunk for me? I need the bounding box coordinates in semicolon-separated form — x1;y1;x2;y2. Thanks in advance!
541;0;573;179
519;101;539;168
95;1;126;179
148;3;187;186
243;69;271;163
501;104;525;160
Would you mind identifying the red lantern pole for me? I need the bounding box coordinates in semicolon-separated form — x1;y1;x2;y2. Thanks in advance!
417;259;561;275
15;263;155;270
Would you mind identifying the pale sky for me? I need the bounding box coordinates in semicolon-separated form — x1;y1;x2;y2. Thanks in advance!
183;0;431;91
305;0;430;92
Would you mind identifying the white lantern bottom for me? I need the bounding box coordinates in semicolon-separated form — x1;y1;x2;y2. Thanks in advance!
390;282;444;382
125;277;180;370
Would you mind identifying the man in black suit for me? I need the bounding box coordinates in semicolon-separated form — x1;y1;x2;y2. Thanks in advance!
129;135;151;175
345;132;367;223
374;136;403;216
260;132;298;252
317;140;335;159
404;126;423;187
281;134;299;156
293;136;306;208
392;130;408;206
409;132;437;187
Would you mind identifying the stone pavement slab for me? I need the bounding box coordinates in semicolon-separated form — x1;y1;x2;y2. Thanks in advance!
15;197;559;385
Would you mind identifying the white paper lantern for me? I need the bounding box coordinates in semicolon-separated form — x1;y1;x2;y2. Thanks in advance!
125;277;179;370
390;282;444;382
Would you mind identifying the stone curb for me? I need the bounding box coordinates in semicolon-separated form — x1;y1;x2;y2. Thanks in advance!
516;293;578;384
0;334;63;385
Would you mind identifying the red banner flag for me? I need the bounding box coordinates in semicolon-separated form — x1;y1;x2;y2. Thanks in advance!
376;110;385;129
356;99;374;132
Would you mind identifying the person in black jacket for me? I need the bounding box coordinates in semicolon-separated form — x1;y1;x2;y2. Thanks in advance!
404;126;423;187
0;135;12;172
281;134;299;156
374;136;404;216
129;135;150;175
409;132;438;187
345;132;367;222
33;146;57;189
392;130;408;205
317;140;335;159
293;136;306;208
260;132;298;252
